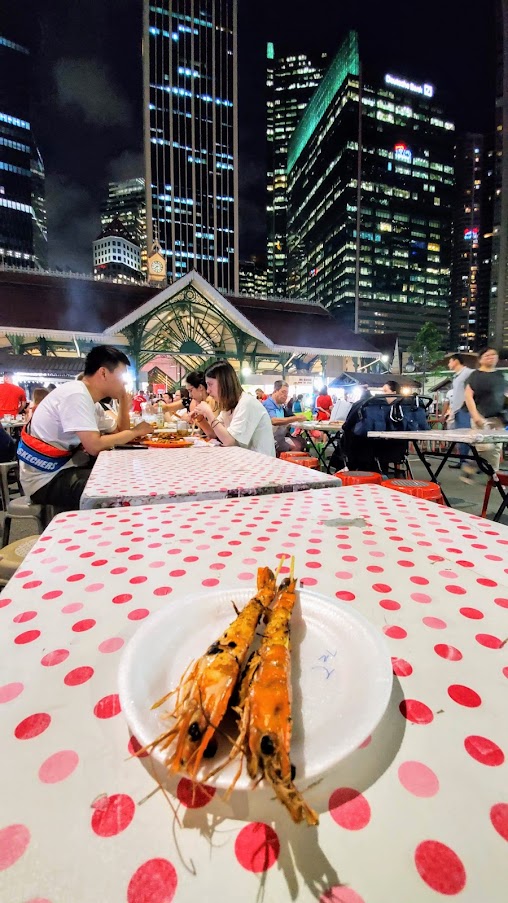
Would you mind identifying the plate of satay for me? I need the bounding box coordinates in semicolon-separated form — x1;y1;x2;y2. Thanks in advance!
141;434;194;448
118;561;392;825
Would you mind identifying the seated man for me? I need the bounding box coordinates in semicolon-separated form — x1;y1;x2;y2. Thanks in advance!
18;345;152;511
262;380;307;454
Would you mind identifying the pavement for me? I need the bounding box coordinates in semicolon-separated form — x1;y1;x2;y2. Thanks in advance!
1;456;507;552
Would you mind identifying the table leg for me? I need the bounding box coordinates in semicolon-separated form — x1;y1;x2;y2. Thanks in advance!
469;447;508;522
411;441;451;506
299;430;322;466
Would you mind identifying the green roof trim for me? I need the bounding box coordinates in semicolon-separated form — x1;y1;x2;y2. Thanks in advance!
267;41;274;60
287;31;359;173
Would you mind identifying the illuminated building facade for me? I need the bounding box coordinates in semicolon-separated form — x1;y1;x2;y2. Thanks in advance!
0;24;47;269
143;0;238;292
266;43;326;296
239;256;268;296
287;31;455;348
101;178;146;249
450;134;494;351
93;218;143;284
100;178;147;273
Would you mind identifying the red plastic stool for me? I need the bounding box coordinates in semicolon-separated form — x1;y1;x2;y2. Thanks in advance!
382;478;444;504
335;471;383;486
294;456;320;469
481;472;508;517
280;451;307;461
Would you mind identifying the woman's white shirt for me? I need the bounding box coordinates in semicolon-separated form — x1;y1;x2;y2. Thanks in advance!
219;392;275;456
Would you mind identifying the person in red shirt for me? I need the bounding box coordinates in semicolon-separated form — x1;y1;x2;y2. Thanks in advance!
315;385;333;421
0;371;27;418
131;390;146;415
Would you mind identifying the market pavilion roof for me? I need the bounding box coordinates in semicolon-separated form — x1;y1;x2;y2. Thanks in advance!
0;267;380;376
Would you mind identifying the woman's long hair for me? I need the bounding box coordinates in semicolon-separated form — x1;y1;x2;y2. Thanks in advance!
205;360;242;412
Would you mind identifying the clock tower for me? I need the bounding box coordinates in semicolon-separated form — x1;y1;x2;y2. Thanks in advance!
146;236;167;287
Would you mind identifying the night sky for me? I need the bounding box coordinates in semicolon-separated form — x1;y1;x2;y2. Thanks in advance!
15;0;497;272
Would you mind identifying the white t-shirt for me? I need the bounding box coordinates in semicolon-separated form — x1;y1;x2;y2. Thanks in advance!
219;392;275;457
20;381;115;496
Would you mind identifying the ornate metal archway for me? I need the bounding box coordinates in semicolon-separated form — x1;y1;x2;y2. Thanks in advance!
121;284;294;382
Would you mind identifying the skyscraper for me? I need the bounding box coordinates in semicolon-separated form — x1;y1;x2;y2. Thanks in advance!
100;178;146;249
93;217;143;284
0;21;47;269
450;135;493;351
143;0;238;292
287;32;455;349
489;0;508;347
239;255;267;296
266;43;327;297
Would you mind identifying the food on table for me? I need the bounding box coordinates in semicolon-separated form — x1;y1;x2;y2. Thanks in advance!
228;559;318;825
144;567;276;779
152;431;189;440
140;560;318;825
141;437;193;448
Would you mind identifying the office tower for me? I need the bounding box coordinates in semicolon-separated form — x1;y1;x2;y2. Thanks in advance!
93;217;143;284
0;22;47;269
490;0;508;347
239;255;267;296
101;178;146;248
450;135;494;351
143;0;238;292
287;32;455;349
266;43;327;297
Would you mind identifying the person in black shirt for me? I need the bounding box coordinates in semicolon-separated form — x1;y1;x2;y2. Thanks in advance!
462;347;507;481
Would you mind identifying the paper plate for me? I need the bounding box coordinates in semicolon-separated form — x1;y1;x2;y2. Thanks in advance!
118;587;393;789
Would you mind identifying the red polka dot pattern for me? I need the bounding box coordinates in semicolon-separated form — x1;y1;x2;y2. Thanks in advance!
391;657;413;677
0;823;30;870
490;803;508;841
464;735;505;766
91;794;135;837
127;858;177;903
399;700;434;724
14;711;51;740
93;694;121;719
235;823;280;872
64;666;94;686
176;778;216;808
329;787;371;830
447;685;482;708
414;840;466;894
1;482;507;901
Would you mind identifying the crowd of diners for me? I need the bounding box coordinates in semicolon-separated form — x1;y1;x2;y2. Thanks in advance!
0;343;503;512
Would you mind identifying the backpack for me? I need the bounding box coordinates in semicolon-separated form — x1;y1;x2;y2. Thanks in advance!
386;396;429;432
352;400;389;437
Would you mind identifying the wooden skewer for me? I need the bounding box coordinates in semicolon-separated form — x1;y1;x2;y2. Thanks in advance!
274;555;286;579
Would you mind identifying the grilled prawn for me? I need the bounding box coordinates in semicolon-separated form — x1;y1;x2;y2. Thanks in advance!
145;566;276;779
236;565;318;825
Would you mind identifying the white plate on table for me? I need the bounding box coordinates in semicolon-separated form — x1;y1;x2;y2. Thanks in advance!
118;587;393;789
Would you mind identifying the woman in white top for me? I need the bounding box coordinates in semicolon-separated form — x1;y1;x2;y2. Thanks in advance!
193;360;275;456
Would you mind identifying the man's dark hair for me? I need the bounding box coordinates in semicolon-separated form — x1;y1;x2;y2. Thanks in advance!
449;353;464;365
83;345;130;376
384;380;400;393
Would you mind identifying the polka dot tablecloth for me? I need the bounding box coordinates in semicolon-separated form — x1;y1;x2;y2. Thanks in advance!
1;485;507;902
80;446;340;509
